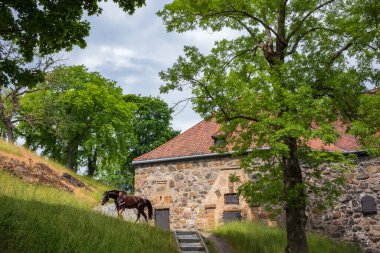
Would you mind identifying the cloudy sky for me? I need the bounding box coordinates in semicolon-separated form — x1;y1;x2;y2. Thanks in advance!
64;0;239;132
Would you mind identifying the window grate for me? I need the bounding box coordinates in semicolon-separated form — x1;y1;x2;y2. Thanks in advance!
225;193;239;204
223;211;241;221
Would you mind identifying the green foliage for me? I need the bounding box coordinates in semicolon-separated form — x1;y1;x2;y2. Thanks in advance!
0;171;178;253
122;94;179;189
0;0;145;61
124;94;180;157
351;91;380;156
213;222;361;253
18;66;136;176
17;66;178;189
0;1;145;124
123;94;180;188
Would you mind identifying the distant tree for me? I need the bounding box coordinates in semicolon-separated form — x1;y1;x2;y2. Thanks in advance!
122;94;179;189
19;66;136;174
158;1;379;252
124;94;179;158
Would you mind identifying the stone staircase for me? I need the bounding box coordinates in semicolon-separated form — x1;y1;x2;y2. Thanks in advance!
174;231;209;253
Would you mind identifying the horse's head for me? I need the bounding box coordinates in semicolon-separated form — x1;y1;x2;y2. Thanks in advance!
101;191;109;205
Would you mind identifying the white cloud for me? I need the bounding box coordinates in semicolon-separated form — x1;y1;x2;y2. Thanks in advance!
64;0;238;132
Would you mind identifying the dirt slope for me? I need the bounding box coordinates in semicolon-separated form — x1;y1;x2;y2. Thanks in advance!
0;153;90;192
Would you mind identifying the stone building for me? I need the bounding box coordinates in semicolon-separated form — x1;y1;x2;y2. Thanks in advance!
133;120;379;252
133;120;255;231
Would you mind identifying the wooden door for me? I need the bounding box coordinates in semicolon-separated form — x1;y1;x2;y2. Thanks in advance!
207;209;216;228
155;209;170;230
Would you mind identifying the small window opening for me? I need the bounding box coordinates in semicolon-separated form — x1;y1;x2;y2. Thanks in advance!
361;195;377;215
225;193;239;204
212;135;226;145
223;211;241;221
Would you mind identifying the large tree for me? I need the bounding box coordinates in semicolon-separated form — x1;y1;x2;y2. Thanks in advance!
158;1;379;252
19;66;136;174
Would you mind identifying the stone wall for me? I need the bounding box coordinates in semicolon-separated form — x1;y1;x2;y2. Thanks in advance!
307;157;380;253
135;155;380;252
134;156;259;231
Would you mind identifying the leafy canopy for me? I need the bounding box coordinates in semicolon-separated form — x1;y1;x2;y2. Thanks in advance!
158;0;379;207
19;66;136;175
0;0;146;101
18;66;179;189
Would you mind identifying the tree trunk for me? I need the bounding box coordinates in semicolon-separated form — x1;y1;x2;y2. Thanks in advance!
66;142;78;171
282;137;308;253
5;119;14;143
87;149;97;177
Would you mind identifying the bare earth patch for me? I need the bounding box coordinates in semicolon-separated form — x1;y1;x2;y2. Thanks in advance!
0;153;90;192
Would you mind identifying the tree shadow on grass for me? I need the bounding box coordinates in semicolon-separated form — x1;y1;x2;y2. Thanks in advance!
0;195;178;253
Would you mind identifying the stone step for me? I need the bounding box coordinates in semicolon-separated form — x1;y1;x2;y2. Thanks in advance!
182;250;207;253
179;242;205;251
174;231;209;253
176;231;197;235
178;234;200;243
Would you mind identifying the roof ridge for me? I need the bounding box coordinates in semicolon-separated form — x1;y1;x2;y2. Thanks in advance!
133;120;362;163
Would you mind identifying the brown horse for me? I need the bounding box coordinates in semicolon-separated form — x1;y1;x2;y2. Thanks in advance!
101;190;153;223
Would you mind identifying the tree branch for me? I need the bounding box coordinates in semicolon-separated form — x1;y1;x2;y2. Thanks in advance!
328;41;353;66
189;76;259;123
287;0;337;42
221;48;258;71
287;27;333;55
200;9;285;45
232;17;257;41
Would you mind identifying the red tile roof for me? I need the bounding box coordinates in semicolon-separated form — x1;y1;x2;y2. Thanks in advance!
133;120;362;163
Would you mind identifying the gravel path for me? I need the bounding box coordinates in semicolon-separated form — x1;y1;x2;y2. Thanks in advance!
200;232;236;253
93;204;139;221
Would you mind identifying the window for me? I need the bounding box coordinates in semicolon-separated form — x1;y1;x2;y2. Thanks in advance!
224;193;239;204
361;196;377;215
212;135;226;145
223;211;241;221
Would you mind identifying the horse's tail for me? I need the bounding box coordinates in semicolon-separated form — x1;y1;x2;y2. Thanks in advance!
145;199;153;220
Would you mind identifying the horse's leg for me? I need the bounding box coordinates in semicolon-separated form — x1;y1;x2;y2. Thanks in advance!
140;206;148;223
135;209;141;223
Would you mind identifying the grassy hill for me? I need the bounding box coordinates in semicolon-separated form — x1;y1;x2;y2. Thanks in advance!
0;140;178;253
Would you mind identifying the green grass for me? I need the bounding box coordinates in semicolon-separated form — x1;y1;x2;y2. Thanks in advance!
213;221;362;253
0;139;23;157
0;171;179;253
